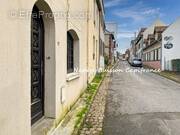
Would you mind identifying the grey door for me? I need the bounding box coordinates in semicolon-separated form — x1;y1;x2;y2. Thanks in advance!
31;6;44;125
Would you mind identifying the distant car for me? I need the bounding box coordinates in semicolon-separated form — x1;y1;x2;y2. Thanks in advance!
122;58;126;61
131;58;142;67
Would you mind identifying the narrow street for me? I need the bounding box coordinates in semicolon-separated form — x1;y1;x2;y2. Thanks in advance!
103;61;180;135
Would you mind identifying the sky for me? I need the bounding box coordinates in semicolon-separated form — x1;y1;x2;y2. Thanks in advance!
104;0;180;53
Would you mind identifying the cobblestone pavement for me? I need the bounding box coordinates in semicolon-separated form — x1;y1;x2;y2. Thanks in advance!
103;61;180;135
79;74;110;135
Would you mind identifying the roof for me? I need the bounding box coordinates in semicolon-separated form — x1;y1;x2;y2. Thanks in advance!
137;28;147;37
163;18;180;34
154;26;168;34
135;28;147;44
140;28;147;33
130;40;136;46
105;29;115;39
147;34;155;40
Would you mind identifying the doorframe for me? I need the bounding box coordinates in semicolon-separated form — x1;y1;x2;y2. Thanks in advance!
31;0;56;125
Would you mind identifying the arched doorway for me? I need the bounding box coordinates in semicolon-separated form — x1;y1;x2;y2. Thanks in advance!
31;5;45;125
31;0;56;125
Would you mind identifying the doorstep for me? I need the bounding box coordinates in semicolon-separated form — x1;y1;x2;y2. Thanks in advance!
32;117;55;135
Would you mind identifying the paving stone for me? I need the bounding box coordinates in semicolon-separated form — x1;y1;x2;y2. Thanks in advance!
79;76;110;135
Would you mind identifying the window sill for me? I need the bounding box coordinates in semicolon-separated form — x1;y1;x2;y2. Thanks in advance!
66;73;80;82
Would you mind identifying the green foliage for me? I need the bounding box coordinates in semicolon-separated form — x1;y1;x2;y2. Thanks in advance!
74;72;105;133
75;107;88;128
172;59;180;71
85;83;98;104
92;73;103;83
87;84;98;92
77;107;88;117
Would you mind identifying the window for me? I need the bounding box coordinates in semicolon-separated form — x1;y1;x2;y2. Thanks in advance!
156;49;159;61
150;51;153;61
148;52;150;61
93;36;95;60
158;48;161;60
144;54;146;61
67;30;79;74
146;53;148;61
147;53;149;61
155;49;157;61
67;32;74;73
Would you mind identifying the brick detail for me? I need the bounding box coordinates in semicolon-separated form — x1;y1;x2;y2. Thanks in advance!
143;61;161;69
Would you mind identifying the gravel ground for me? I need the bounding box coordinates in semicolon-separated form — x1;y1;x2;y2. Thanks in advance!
103;61;180;135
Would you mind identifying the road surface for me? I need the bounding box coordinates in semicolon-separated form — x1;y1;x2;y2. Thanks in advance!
103;61;180;135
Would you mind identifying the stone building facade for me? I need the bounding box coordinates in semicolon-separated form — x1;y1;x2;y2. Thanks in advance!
104;30;115;65
134;28;146;59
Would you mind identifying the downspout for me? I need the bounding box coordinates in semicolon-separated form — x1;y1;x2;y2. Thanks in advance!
97;0;102;70
98;11;101;69
160;38;163;70
67;0;69;32
86;0;90;84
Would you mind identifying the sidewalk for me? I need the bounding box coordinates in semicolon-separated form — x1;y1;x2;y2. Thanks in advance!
157;71;180;83
143;65;180;84
46;73;110;135
79;74;110;135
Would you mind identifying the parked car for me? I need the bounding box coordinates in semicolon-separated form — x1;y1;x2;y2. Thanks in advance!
131;58;142;67
122;58;126;61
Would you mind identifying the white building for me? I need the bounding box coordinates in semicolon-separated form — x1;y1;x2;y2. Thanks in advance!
162;18;180;71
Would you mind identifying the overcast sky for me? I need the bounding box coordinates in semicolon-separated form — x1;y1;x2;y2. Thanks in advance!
104;0;180;53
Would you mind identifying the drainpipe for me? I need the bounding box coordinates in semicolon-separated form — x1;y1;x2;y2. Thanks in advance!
98;11;101;70
86;0;89;84
67;0;69;31
160;39;163;70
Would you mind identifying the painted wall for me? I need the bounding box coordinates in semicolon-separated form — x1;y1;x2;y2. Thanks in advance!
0;0;104;134
87;0;103;82
104;34;110;57
162;18;180;71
